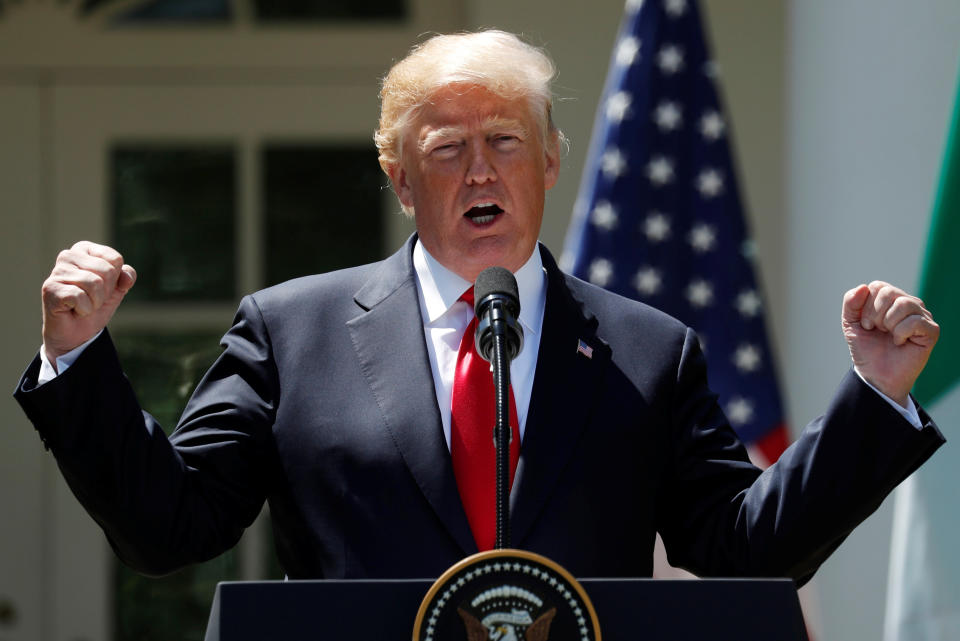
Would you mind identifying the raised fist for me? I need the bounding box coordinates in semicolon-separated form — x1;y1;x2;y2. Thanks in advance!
42;241;137;365
842;281;939;407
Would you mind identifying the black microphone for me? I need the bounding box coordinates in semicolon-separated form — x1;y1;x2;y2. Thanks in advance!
472;266;524;549
473;266;524;362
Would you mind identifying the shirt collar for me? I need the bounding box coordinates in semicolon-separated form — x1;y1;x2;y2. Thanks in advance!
413;239;546;336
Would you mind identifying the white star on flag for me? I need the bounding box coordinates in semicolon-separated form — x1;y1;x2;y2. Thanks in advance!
625;0;644;13
735;289;763;317
634;266;663;296
588;258;614;286
646;156;675;185
600;147;628;179
699;110;725;140
642;211;671;242
685;278;714;307
696;168;724;198
733;343;762;373
726;396;754;426
664;0;687;17
591;201;618;230
615;36;641;67
702;59;721;79
605;91;632;122
654;101;683;132
688;222;717;252
657;44;684;74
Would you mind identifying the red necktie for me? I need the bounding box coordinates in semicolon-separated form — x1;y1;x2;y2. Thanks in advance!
450;287;520;551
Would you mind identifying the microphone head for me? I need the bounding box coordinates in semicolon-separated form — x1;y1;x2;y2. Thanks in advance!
474;266;520;318
473;266;523;361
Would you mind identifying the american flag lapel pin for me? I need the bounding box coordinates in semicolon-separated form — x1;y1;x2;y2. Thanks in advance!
576;339;594;359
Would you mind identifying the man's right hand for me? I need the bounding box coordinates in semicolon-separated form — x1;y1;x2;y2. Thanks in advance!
41;241;137;367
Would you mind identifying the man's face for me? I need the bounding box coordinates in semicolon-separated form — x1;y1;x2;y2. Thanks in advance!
389;84;560;282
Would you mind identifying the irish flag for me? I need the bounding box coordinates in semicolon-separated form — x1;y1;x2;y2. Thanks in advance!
884;68;960;641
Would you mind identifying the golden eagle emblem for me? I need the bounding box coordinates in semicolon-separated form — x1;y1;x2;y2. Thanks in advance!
458;605;557;641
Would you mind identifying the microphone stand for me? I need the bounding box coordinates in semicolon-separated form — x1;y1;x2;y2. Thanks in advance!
488;312;512;550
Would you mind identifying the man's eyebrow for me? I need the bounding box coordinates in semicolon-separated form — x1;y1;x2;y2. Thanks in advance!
482;116;529;137
418;126;467;153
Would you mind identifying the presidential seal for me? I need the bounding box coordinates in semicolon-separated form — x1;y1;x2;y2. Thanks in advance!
412;549;601;641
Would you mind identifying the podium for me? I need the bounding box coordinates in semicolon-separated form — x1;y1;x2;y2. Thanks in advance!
204;578;808;640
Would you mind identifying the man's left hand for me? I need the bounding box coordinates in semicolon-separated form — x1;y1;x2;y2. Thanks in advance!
842;281;939;407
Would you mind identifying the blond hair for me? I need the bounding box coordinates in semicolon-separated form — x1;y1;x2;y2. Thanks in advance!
374;30;563;175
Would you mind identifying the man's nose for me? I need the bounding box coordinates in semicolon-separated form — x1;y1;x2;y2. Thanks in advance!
465;145;496;185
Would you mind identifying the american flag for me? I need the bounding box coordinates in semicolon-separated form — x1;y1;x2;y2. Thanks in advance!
561;0;789;466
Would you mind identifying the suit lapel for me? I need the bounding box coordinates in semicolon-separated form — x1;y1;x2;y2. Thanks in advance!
345;239;609;554
347;236;477;555
510;247;611;546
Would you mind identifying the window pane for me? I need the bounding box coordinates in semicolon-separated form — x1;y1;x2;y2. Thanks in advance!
112;331;239;641
262;144;385;286
112;146;236;302
82;0;405;22
112;331;223;431
252;0;405;22
83;0;232;22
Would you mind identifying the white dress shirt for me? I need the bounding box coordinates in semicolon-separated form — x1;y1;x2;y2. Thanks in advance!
413;240;547;451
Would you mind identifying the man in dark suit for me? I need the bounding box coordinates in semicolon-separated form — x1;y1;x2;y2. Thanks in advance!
15;31;943;584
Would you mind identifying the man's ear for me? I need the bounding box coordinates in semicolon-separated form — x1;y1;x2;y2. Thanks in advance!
543;138;560;191
387;162;415;208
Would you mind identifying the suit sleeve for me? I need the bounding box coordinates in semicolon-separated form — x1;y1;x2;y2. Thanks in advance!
657;328;944;585
13;295;280;576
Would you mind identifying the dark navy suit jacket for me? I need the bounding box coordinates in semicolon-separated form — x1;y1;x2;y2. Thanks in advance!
14;236;944;584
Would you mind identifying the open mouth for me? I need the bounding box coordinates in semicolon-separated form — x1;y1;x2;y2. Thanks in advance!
465;202;504;224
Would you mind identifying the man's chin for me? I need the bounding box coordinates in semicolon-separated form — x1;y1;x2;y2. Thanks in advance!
457;243;534;282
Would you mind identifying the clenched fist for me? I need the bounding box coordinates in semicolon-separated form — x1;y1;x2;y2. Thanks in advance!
42;241;137;366
842;281;939;407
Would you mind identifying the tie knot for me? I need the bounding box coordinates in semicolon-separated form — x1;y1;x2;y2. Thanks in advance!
459;286;475;309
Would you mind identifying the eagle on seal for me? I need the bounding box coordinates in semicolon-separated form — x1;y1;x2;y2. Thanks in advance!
458;606;557;641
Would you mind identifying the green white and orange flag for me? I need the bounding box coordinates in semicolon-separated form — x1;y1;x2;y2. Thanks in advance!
884;65;960;641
